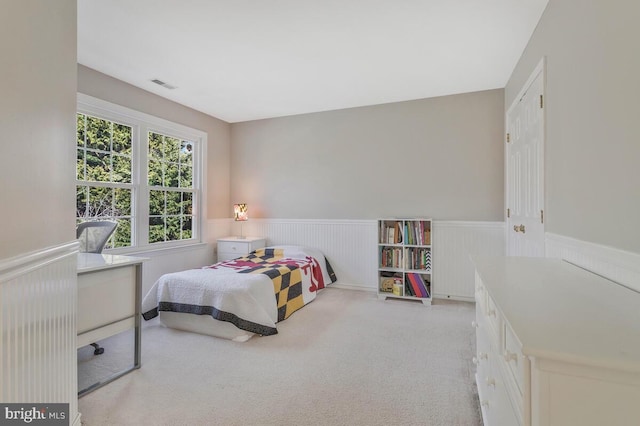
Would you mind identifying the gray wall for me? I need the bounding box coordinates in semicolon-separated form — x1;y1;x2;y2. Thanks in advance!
77;65;232;219
231;89;504;220
506;0;640;253
0;0;77;259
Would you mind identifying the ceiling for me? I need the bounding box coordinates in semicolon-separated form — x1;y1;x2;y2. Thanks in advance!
78;0;549;123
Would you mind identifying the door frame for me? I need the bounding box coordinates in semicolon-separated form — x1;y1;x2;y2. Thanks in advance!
505;57;546;255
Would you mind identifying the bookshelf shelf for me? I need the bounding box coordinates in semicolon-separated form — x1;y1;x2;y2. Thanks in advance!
377;218;432;306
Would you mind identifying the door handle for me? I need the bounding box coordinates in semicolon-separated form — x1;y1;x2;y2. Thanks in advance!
513;224;526;233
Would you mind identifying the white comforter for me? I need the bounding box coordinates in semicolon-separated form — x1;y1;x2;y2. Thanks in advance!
141;246;336;336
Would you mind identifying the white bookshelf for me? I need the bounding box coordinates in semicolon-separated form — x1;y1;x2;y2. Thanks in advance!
377;218;432;306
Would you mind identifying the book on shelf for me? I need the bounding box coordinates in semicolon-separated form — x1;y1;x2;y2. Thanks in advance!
415;273;430;298
380;246;402;268
406;273;431;298
380;221;406;244
406;273;425;297
404;279;415;297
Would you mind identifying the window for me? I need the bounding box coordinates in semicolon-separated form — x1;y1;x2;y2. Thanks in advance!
148;131;194;243
76;94;206;251
76;113;133;248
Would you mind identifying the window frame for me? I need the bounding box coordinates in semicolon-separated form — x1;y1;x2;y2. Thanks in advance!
77;93;207;253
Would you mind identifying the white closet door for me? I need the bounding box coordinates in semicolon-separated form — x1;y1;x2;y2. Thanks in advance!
506;63;545;257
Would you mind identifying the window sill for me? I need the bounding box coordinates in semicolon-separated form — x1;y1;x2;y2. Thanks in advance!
105;241;209;258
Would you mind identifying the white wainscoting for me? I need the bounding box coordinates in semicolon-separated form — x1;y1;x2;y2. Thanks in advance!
0;242;81;426
211;218;378;291
432;221;506;301
208;219;505;299
124;243;215;297
546;233;640;294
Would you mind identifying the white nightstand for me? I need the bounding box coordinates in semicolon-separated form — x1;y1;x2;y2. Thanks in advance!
217;236;266;261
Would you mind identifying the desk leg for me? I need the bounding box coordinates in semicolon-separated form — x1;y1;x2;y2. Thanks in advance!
134;263;142;369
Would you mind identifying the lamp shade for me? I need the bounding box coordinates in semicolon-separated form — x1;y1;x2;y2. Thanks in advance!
233;204;248;221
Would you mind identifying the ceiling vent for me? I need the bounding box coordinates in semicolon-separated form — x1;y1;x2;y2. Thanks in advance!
151;79;177;90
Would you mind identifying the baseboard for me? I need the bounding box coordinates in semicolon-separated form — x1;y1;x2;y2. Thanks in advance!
546;233;640;293
330;283;376;292
433;294;475;303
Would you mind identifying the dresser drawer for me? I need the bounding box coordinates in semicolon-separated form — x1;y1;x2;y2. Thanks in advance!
485;293;502;340
475;272;487;310
474;310;491;373
487;354;522;426
504;323;526;395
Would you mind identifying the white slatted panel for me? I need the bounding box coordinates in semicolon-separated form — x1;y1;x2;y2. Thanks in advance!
433;221;505;300
546;233;640;294
241;219;378;290
0;243;78;422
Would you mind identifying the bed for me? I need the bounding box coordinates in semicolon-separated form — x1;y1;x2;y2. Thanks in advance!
141;246;336;341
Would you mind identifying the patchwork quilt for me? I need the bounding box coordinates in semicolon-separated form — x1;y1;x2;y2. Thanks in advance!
141;246;336;336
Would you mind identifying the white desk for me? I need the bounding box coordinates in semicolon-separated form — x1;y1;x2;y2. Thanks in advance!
77;253;147;396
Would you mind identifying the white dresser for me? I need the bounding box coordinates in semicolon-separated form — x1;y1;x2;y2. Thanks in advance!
472;256;640;426
217;236;265;261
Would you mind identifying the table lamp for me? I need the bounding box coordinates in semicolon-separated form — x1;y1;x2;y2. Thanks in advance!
234;203;248;239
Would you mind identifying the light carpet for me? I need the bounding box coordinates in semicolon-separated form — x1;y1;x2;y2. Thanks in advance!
78;287;482;426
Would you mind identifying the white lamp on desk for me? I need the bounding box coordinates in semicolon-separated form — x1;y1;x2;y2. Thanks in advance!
234;203;248;239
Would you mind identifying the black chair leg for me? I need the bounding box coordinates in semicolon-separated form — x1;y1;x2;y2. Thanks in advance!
90;343;104;355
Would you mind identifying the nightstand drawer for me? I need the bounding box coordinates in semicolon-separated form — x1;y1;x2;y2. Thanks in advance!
218;240;251;254
217;237;265;261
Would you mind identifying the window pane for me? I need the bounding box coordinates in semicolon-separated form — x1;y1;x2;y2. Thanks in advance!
88;186;113;218
166;191;181;215
77;149;86;180
180;141;193;166
112;218;131;248
85;116;111;151
77;114;86;147
149;132;163;158
164;136;180;162
164;162;179;187
149;217;165;244
166;216;181;241
148;158;163;186
114;188;132;216
112;154;131;183
182;216;193;239
149;190;164;216
182;192;193;215
76;186;88;217
179;165;192;188
112;123;132;155
86;151;111;182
